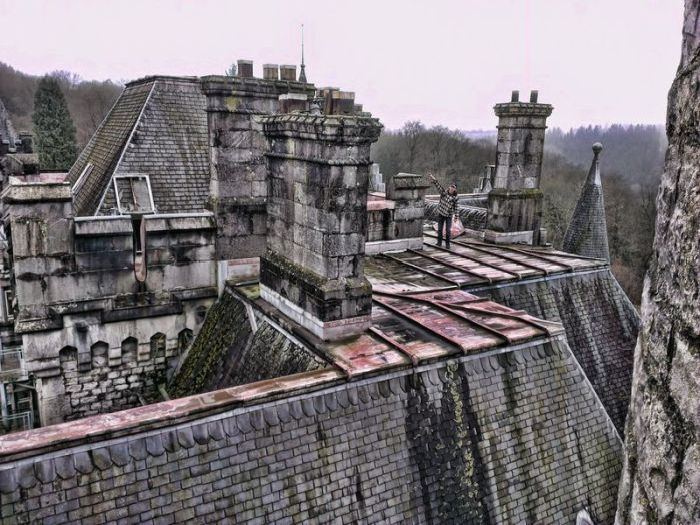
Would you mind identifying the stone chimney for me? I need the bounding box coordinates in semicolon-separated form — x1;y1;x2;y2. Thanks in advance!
484;90;553;245
263;64;279;80
259;113;382;340
19;132;33;153
237;60;254;78
279;65;297;81
200;75;315;272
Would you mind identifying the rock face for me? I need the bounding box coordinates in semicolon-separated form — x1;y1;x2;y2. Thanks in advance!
616;2;700;522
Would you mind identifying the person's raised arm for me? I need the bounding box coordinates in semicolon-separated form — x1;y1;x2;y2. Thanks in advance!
427;172;446;194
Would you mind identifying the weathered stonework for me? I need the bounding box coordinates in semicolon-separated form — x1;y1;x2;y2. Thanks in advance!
616;3;700;522
2;178;218;425
485;91;553;244
201;75;314;263
259;114;382;340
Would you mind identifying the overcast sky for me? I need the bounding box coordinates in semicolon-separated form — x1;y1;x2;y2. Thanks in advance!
0;0;685;130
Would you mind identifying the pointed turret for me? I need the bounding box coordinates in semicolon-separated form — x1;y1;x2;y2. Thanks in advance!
562;142;610;260
298;24;308;83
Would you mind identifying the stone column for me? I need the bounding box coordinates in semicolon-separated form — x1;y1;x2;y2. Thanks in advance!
485;90;553;244
259;114;382;341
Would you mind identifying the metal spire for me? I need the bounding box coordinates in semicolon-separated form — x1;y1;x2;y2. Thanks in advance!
299;24;307;83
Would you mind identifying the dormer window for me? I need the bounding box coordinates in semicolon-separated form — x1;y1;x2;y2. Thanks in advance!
113;174;155;215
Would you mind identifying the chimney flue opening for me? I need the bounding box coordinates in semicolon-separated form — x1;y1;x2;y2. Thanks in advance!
237;60;254;78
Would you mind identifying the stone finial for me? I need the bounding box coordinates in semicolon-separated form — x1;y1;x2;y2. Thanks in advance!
530;90;539;103
562;142;609;260
511;90;520;102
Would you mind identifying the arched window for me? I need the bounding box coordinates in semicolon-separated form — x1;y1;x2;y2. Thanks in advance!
121;337;138;363
177;328;193;355
90;341;109;368
150;333;166;362
59;346;77;365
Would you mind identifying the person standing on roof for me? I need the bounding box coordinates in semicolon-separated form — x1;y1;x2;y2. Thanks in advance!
428;172;458;248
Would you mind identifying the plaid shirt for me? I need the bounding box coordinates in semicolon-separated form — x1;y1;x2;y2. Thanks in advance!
432;179;458;217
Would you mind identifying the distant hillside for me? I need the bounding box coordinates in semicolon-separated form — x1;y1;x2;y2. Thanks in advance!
547;124;666;187
0;62;122;149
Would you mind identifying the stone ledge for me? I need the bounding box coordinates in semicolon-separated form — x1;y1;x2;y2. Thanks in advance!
364;238;423;255
0;336;568;485
260;284;371;341
483;230;534;245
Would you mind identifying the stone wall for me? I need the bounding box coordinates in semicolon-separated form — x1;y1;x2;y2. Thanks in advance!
475;269;639;435
0;338;622;524
57;336;169;420
616;3;700;522
259;114;382;340
3;181;219;425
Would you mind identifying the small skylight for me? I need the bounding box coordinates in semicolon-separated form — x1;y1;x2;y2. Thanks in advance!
113;174;155;214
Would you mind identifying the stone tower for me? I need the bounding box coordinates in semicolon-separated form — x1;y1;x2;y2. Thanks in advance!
485;90;553;245
616;2;700;522
562;143;610;261
259;113;382;341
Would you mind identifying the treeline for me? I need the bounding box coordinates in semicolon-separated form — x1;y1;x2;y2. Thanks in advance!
372;122;661;305
547;124;666;187
371;122;495;193
0;62;122;149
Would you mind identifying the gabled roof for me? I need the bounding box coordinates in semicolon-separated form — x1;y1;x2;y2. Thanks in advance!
68;76;210;217
562;143;610;260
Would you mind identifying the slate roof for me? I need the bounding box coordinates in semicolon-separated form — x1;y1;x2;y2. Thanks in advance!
562;143;610;260
365;236;637;434
67;81;153;216
174;234;635;435
67;77;209;216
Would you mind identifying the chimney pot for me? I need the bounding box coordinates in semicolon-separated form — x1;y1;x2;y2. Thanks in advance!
511;90;520;102
530;90;539;103
237;60;254;78
279;65;297;81
263;64;279;80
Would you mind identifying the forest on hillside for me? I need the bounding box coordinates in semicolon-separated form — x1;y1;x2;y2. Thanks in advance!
372;123;665;305
0;62;122;148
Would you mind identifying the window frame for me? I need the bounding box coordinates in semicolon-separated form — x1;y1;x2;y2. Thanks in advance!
113;173;156;215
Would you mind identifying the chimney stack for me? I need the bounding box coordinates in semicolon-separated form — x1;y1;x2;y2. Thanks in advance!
237;60;254;78
279;65;297;81
259;113;382;340
263;64;280;80
19;132;33;153
484;90;553;245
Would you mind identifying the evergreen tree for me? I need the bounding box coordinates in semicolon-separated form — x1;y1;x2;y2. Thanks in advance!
32;76;77;170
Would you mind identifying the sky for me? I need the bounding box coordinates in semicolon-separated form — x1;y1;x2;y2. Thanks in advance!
0;0;685;131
